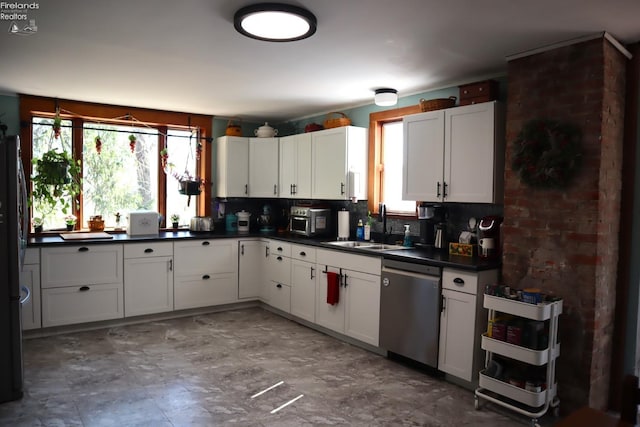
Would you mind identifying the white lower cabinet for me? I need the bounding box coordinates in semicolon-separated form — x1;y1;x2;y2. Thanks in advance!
290;260;316;322
268;282;291;312
41;244;124;327
266;240;291;313
315;248;381;346
174;239;238;310
42;283;124;327
438;268;498;382
21;248;41;330
124;242;174;317
238;239;268;300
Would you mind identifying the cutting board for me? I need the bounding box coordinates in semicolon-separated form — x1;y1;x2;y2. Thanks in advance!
60;232;113;240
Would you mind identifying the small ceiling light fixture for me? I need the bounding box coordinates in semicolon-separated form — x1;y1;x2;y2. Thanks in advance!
374;88;398;106
234;3;317;42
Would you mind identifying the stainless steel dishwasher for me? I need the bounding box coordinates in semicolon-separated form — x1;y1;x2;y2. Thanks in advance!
379;259;441;368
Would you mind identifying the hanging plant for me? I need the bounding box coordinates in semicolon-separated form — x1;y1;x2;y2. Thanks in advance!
511;119;582;188
52;114;62;139
128;134;137;153
160;148;169;170
94;136;102;154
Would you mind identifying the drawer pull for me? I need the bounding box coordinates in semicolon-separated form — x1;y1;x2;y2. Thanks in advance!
78;247;89;252
453;277;465;285
144;248;154;253
202;241;210;246
276;284;282;289
202;274;210;280
277;256;283;261
277;247;283;252
299;251;306;257
79;286;90;291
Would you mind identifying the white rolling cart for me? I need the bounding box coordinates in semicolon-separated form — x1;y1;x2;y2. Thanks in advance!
475;294;562;427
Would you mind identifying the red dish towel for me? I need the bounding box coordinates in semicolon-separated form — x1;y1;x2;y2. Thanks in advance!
326;271;340;305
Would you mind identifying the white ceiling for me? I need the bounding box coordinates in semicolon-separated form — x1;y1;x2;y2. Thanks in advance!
1;0;639;123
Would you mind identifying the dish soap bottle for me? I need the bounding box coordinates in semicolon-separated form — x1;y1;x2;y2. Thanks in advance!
403;224;412;247
356;219;364;241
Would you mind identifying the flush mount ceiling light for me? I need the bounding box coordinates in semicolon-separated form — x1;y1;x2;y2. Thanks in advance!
234;3;317;42
374;88;398;106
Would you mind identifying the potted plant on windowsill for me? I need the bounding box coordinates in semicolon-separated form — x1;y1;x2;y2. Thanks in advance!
32;217;43;233
30;149;82;227
64;214;77;231
170;214;180;229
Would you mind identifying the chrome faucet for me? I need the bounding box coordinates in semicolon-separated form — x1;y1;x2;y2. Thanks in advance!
379;203;387;242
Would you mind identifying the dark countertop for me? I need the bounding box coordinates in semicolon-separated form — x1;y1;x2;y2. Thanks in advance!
28;230;500;272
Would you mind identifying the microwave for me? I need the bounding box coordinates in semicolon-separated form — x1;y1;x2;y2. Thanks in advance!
289;206;331;237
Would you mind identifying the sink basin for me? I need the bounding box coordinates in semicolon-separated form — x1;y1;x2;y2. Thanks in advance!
325;241;411;251
326;240;377;248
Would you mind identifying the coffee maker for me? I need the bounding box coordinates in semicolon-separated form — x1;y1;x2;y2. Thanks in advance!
478;216;503;259
417;203;448;248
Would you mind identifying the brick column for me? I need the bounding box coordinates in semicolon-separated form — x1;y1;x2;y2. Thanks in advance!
503;36;627;410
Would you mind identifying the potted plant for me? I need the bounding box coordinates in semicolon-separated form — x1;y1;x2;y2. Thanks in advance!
30;149;82;223
32;217;43;233
170;214;180;229
64;214;77;231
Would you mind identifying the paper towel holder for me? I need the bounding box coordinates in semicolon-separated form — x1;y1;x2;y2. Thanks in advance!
337;208;350;241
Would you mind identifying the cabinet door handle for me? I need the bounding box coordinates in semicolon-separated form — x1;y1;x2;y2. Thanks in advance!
245;184;248;195
441;295;446;312
343;273;348;287
453;277;465;286
310;266;314;279
273;184;277;195
340;182;345;195
168;259;173;271
293;184;297;194
276;283;282;289
299;251;306;257
144;248;154;253
78;247;89;252
202;274;210;280
290;184;294;195
443;182;448;198
265;246;269;257
436;182;441;198
79;286;90;291
241;244;245;256
202;241;210;246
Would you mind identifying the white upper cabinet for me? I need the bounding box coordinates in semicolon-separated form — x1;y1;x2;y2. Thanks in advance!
216;136;249;197
403;102;504;203
249;137;279;197
279;133;312;199
311;126;367;200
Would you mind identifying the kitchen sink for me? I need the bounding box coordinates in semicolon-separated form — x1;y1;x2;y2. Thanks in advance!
325;241;411;252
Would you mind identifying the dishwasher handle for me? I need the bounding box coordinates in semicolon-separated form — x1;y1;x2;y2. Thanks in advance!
382;266;440;281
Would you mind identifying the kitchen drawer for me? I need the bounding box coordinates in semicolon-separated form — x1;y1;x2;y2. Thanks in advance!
269;281;291;313
174;240;236;275
174;272;238;310
42;245;123;289
42;282;124;327
458;80;498;101
442;268;480;295
24;247;39;265
124;241;173;258
316;248;381;274
269;240;291;257
291;244;316;262
268;253;291;285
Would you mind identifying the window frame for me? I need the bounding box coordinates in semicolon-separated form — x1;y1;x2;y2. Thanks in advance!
367;104;422;217
20;95;213;232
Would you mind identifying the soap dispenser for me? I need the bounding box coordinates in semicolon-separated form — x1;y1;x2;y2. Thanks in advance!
403;224;412;247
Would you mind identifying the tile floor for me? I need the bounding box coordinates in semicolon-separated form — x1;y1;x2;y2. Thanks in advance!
1;307;542;426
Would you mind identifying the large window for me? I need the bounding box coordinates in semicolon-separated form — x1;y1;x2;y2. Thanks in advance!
381;121;416;213
368;104;422;216
21;95;212;232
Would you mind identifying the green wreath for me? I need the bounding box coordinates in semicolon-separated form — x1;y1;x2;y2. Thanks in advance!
512;119;582;188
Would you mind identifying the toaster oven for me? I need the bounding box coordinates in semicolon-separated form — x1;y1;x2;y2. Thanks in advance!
289;206;331;237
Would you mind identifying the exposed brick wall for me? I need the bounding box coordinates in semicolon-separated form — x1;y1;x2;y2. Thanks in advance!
503;37;626;411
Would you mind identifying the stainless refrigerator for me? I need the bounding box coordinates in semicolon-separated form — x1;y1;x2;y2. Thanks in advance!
0;135;29;403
